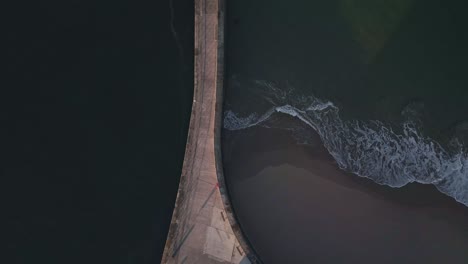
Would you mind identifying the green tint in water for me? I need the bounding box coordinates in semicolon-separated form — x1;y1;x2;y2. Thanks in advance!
225;0;468;140
341;0;414;61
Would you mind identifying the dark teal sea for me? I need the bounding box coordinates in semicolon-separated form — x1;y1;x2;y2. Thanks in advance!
3;0;193;263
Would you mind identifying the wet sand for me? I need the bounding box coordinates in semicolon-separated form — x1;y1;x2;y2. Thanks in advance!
222;115;468;264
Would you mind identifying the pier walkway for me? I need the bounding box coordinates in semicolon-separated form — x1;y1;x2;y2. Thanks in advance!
161;1;254;263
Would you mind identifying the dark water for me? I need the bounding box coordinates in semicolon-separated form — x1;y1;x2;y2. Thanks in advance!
225;0;468;130
3;1;193;263
223;0;468;263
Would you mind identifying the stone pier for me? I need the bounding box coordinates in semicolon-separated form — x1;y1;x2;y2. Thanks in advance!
161;1;258;263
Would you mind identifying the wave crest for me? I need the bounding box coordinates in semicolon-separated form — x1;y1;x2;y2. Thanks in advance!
224;81;468;206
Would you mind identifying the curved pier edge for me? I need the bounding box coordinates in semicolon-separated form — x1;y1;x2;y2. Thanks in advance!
214;0;262;263
161;0;261;263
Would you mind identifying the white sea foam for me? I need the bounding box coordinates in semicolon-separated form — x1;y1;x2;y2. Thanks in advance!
224;81;468;206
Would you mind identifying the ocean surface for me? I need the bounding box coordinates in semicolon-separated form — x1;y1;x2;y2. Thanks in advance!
223;0;468;263
4;0;193;263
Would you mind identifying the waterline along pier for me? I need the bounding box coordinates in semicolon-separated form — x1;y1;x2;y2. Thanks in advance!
161;1;259;263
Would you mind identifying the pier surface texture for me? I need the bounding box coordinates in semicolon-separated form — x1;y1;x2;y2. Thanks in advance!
161;0;259;263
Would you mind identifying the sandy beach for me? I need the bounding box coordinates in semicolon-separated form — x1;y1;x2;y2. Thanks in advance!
222;115;468;264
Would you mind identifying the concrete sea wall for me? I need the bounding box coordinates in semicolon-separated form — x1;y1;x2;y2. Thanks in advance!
161;0;259;263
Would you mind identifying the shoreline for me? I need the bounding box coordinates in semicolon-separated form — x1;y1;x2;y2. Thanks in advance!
222;115;468;264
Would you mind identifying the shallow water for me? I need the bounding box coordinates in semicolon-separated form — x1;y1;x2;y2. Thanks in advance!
223;125;468;264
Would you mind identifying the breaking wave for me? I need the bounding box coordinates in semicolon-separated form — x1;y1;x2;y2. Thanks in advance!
224;80;468;207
